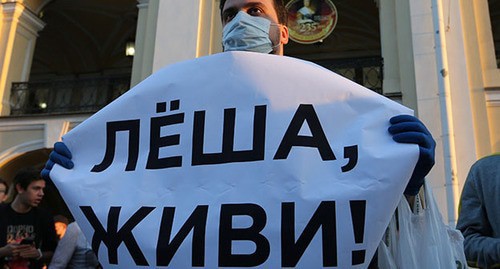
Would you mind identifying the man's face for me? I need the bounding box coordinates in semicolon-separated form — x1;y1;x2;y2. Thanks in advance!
17;179;45;208
0;183;7;202
54;222;67;239
221;0;289;55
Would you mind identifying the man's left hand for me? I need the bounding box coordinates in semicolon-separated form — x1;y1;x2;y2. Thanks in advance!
389;115;436;196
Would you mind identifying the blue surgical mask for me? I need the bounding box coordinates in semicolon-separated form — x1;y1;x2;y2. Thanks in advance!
222;11;279;54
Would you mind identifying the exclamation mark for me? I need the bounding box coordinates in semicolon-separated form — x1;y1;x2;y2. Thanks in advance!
349;200;366;265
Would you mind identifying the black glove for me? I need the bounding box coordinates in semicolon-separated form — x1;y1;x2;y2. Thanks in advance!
41;142;73;180
388;115;436;196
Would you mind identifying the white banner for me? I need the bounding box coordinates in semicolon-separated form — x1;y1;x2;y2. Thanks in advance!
51;51;419;268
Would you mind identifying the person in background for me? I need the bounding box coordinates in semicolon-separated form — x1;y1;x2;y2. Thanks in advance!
0;178;8;203
53;215;69;240
49;220;99;269
0;168;57;269
456;154;500;268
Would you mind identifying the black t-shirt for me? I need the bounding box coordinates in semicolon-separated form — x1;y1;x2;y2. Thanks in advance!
0;203;57;269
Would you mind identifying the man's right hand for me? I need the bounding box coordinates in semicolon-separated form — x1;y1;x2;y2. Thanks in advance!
41;142;74;180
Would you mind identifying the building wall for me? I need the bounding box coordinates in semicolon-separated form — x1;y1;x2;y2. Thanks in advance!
405;0;500;224
0;123;44;155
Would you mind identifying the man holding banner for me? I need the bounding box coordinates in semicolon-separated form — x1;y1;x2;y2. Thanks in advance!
45;0;435;198
218;0;435;197
41;0;436;268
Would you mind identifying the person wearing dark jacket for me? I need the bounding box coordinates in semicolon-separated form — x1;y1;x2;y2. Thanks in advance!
457;154;500;268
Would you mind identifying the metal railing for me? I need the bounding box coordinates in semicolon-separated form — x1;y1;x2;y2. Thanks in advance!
9;58;383;116
10;76;130;116
314;57;384;94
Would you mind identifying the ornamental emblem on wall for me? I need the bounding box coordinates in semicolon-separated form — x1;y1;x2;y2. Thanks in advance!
286;0;338;44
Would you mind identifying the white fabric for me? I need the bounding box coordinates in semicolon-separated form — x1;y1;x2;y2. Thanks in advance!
51;52;419;268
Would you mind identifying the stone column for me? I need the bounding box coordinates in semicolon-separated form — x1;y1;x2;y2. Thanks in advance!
377;0;418;109
0;1;45;115
131;0;157;87
152;0;221;72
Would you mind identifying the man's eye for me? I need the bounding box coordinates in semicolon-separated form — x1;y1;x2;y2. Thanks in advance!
248;7;263;16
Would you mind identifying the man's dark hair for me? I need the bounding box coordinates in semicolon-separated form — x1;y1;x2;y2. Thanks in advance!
14;167;43;190
219;0;288;25
54;214;69;225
